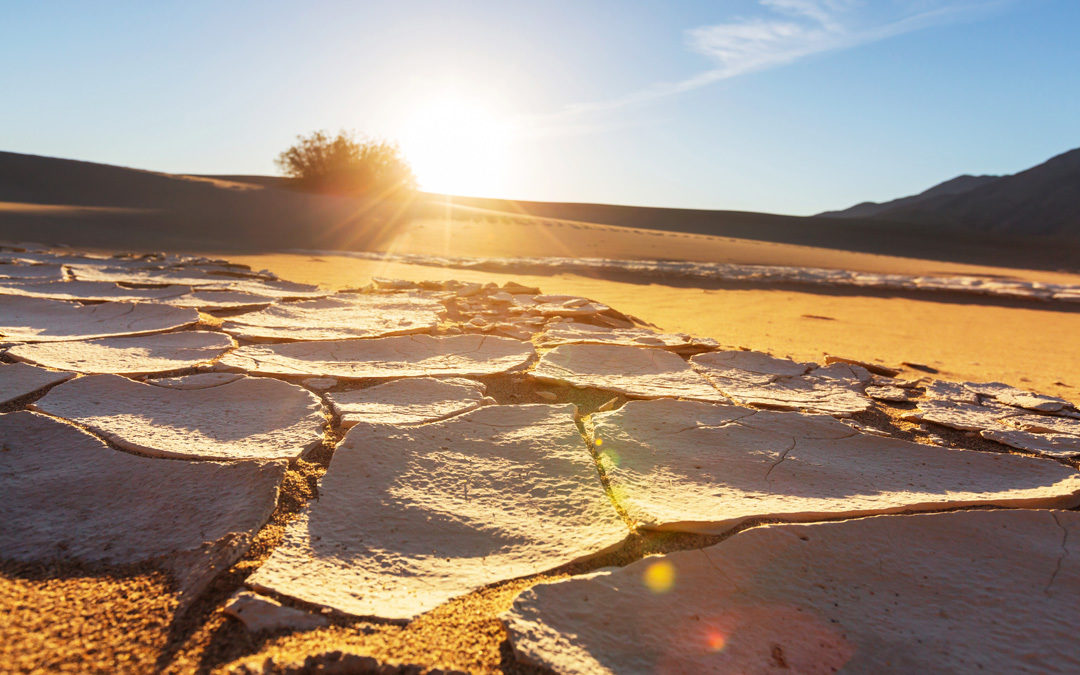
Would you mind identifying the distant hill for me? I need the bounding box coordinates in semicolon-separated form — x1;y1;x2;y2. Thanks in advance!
819;147;1080;237
820;174;999;218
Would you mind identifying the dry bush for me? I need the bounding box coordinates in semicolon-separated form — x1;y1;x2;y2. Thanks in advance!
275;130;416;196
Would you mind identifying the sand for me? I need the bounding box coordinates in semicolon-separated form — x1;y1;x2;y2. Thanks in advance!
376;216;1080;283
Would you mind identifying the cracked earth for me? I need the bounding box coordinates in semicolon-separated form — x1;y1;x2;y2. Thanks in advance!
2;244;1079;674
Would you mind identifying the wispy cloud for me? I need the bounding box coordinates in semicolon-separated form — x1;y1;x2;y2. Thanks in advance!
525;0;1006;130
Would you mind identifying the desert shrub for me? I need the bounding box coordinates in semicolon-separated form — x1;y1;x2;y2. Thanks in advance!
275;130;416;196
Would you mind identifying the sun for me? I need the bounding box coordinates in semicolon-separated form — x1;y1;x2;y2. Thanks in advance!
399;96;512;196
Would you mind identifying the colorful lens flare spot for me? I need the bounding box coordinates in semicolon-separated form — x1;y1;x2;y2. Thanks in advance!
600;448;620;468
643;560;675;593
594;437;603;446
706;629;727;652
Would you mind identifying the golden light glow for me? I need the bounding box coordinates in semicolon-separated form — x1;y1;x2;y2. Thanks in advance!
643;559;676;593
399;95;512;196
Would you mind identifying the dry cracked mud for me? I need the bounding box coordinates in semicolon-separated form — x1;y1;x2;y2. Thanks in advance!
503;509;1080;674
247;404;628;621
7;330;235;375
32;374;326;462
327;377;488;428
221;293;445;342
2;244;1079;674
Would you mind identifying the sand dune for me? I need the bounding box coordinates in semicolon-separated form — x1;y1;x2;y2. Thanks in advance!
4;151;1080;271
0;152;402;251
413;194;1080;270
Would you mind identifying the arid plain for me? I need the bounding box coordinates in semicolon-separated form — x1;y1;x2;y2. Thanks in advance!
226;214;1080;400
3;153;1080;674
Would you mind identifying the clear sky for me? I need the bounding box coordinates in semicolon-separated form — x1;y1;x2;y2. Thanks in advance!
2;0;1078;214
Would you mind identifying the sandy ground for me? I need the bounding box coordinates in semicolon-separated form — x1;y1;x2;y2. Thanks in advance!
369;217;1080;282
225;250;1080;401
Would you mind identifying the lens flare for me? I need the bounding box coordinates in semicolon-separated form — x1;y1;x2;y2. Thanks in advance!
705;629;728;652
599;447;621;470
643;560;675;593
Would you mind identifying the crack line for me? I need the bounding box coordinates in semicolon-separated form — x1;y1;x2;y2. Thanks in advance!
1045;512;1069;596
763;436;798;481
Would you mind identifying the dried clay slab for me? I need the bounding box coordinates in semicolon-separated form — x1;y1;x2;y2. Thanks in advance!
823;353;901;376
0;279;191;303
530;295;611;317
0;361;74;405
66;265;326;298
148;372;245;389
63;264;261;287
980;429;1080;458
223;591;329;634
537;322;717;351
0;262;65;280
904;394;1080;457
68;264;326;298
6;330;234;375
221;293;445;341
221;333;535;380
247;404;628;620
503;509;1080;674
691;350;812;381
0;411;285;597
33;373;324;461
531;343;727;402
865;384;918;402
0;250;113;265
691;350;870;416
590;399;1080;533
158;289;277;311
327;377;486;428
0;296;198;343
965;381;1074;413
217;279;329;300
921;379;1076;414
1004;412;1080;436
901;399;1022;432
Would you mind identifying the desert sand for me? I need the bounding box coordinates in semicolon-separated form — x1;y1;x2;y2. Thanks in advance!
365;213;1080;281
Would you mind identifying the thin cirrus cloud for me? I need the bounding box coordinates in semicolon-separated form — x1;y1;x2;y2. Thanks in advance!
524;0;1008;134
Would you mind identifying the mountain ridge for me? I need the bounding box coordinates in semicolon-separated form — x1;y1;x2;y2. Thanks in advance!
819;147;1080;237
820;174;1000;219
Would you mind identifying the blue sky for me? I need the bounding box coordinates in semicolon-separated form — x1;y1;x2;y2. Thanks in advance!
2;0;1078;214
